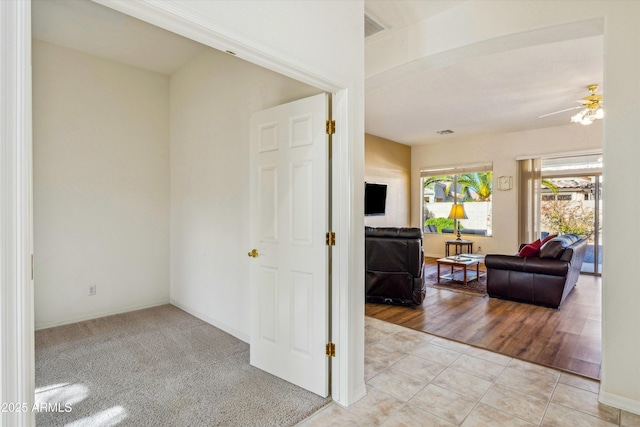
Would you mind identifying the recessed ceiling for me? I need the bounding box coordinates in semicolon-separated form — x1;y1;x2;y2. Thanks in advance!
364;1;604;145
31;0;206;75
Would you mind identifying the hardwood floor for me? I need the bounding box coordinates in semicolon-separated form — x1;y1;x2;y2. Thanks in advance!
365;257;602;379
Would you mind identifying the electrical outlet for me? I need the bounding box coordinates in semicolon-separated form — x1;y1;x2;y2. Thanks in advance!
477;246;482;253
88;285;96;296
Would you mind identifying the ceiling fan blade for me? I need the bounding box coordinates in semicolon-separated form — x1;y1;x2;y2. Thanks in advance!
538;106;582;119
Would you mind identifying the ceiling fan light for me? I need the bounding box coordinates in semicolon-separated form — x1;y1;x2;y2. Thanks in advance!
567;84;604;126
571;111;585;123
580;117;593;125
570;106;603;125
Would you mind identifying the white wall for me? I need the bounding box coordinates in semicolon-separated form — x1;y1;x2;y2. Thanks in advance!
599;1;640;414
364;134;411;228
412;122;602;258
169;48;321;340
32;40;171;328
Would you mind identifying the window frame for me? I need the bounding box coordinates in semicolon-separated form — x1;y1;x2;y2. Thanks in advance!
420;163;493;237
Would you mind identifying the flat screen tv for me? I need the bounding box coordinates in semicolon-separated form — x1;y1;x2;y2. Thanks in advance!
365;182;387;216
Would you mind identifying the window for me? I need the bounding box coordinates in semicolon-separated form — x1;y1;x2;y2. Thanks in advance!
421;164;493;236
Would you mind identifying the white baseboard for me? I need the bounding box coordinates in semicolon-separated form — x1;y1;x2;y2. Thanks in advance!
170;299;250;343
599;390;640;415
351;383;367;405
35;298;171;330
333;383;367;408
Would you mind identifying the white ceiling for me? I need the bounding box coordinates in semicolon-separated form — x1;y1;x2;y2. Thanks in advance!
32;1;605;147
364;1;605;145
32;0;206;75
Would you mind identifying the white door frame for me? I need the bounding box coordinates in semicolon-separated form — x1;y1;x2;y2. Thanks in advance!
1;1;364;425
0;2;34;427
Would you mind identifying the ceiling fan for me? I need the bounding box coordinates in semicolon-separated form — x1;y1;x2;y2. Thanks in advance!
539;84;604;125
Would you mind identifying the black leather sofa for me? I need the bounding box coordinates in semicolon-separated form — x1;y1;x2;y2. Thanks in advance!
365;227;426;307
485;234;587;308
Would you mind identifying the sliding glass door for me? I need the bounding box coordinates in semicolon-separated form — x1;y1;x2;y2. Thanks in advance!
541;155;603;275
592;176;603;274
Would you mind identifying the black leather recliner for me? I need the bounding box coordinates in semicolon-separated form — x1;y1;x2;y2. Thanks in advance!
485;234;587;308
365;227;426;307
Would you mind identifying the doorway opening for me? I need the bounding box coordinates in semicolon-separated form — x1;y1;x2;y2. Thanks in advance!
31;0;342;416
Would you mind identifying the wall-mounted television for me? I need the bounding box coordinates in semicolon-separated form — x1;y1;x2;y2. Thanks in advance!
365;182;387;216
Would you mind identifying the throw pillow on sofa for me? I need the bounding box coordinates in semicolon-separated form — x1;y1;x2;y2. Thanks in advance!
518;239;541;257
540;239;565;259
541;234;558;245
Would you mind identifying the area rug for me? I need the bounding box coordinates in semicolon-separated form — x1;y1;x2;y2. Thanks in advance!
35;305;330;427
424;271;487;296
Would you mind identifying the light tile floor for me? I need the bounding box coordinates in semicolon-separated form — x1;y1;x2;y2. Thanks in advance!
298;317;640;427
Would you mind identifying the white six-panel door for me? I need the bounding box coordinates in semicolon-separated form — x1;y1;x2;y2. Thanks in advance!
249;93;329;397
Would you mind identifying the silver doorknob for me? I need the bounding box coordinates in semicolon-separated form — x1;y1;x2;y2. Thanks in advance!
248;249;259;258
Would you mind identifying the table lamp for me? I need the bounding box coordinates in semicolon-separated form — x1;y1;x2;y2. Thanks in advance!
448;203;468;241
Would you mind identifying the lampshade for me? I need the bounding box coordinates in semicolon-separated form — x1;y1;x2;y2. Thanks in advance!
448;203;468;220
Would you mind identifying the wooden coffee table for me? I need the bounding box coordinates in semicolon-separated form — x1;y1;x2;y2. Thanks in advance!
436;256;483;286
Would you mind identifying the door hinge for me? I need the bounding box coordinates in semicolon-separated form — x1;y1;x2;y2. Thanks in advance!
326;342;336;357
326;232;336;246
326;119;335;135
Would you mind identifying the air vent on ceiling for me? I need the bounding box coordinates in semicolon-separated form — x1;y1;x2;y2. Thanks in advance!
365;11;388;38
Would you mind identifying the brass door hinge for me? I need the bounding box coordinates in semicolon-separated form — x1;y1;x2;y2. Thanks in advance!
326;232;336;246
326;119;335;135
326;342;336;357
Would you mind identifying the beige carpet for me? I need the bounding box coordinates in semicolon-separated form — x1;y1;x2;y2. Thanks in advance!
35;305;330;426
